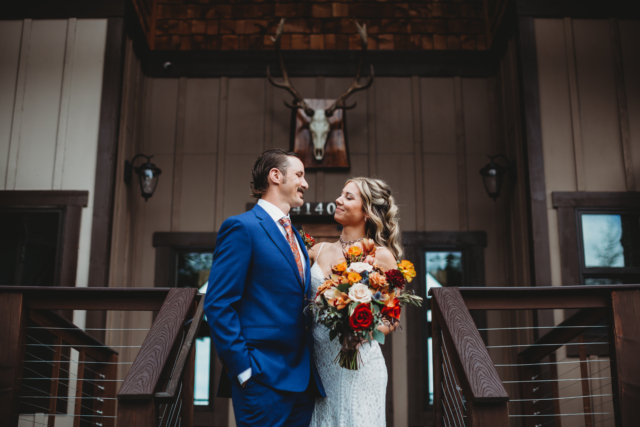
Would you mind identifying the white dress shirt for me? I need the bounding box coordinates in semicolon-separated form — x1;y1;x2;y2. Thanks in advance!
237;199;306;385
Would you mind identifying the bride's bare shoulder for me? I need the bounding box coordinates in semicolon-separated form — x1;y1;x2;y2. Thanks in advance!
375;247;397;271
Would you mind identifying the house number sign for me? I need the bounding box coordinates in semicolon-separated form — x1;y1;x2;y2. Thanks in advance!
290;202;337;216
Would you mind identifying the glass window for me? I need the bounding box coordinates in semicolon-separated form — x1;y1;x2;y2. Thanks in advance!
581;213;640;268
194;336;211;406
426;252;463;288
177;252;213;289
425;251;463;406
0;210;62;287
176;251;214;408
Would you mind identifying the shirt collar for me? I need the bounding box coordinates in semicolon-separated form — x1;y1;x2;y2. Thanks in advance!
257;199;289;223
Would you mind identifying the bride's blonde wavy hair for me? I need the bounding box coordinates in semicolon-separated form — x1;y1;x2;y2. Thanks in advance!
346;177;403;260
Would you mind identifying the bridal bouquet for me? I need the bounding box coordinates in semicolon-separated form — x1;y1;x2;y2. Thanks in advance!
308;239;423;370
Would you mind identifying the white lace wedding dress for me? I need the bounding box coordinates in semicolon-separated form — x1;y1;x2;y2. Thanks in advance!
309;259;388;427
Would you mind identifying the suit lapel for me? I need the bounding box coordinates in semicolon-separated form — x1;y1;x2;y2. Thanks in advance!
254;205;304;287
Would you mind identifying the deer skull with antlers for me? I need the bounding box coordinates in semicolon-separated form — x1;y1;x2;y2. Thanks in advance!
267;19;374;162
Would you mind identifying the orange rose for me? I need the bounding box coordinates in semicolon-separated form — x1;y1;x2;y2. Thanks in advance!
333;290;351;310
362;239;376;256
346;272;362;284
369;271;387;289
347;246;362;257
332;260;347;274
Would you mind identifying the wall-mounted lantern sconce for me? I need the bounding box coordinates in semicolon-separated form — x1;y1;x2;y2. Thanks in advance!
479;154;517;201
124;154;162;201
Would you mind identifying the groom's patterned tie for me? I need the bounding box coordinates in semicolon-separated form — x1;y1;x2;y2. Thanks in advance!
279;217;304;281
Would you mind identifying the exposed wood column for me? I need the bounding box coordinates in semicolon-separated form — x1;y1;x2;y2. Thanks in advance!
610;289;640;426
609;18;636;192
86;17;126;340
516;17;553;290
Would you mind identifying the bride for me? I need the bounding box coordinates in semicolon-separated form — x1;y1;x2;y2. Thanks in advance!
308;177;403;427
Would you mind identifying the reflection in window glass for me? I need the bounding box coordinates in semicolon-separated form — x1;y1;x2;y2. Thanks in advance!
194;337;211;406
425;251;462;406
426;252;462;289
581;214;640;268
584;278;623;286
177;252;213;289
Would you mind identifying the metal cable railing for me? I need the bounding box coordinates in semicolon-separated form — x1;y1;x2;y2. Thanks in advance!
1;286;200;427
428;285;640;427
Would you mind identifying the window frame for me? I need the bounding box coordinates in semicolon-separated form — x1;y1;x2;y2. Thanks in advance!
553;192;640;287
402;231;487;425
0;190;88;288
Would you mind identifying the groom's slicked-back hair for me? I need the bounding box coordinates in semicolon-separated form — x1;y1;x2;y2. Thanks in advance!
251;149;300;200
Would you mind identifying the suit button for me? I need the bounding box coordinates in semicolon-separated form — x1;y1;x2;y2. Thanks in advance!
306;326;309;331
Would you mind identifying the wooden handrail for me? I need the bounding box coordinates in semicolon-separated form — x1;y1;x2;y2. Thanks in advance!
431;287;509;404
118;288;197;400
0;286;174;310
155;295;204;403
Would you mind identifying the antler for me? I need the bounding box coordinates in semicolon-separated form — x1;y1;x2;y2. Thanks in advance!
267;18;315;117
325;21;375;118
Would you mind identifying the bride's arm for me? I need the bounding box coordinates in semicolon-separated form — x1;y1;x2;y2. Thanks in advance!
374;247;399;335
377;319;397;335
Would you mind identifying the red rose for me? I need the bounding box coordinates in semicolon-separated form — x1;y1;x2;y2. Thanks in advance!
385;269;406;290
349;303;373;331
381;304;401;320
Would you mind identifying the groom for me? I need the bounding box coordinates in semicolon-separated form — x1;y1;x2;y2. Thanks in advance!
204;149;325;426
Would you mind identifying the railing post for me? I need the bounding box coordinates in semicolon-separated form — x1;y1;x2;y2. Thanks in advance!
0;293;29;427
118;401;158;427
610;289;640;427
180;342;195;427
432;304;444;427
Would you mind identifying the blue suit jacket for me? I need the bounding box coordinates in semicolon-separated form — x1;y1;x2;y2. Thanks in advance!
204;204;325;397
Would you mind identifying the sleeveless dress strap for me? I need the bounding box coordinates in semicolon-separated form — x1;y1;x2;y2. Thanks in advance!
316;242;327;261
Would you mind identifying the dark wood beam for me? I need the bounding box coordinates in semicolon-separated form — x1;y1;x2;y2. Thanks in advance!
4;0;125;19
86;17;127;342
0;190;88;207
516;0;640;19
152;232;218;248
553;191;640;208
0;287;173;311
143;49;500;78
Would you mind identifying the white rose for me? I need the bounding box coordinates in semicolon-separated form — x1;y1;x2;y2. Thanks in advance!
347;262;373;274
348;283;373;303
